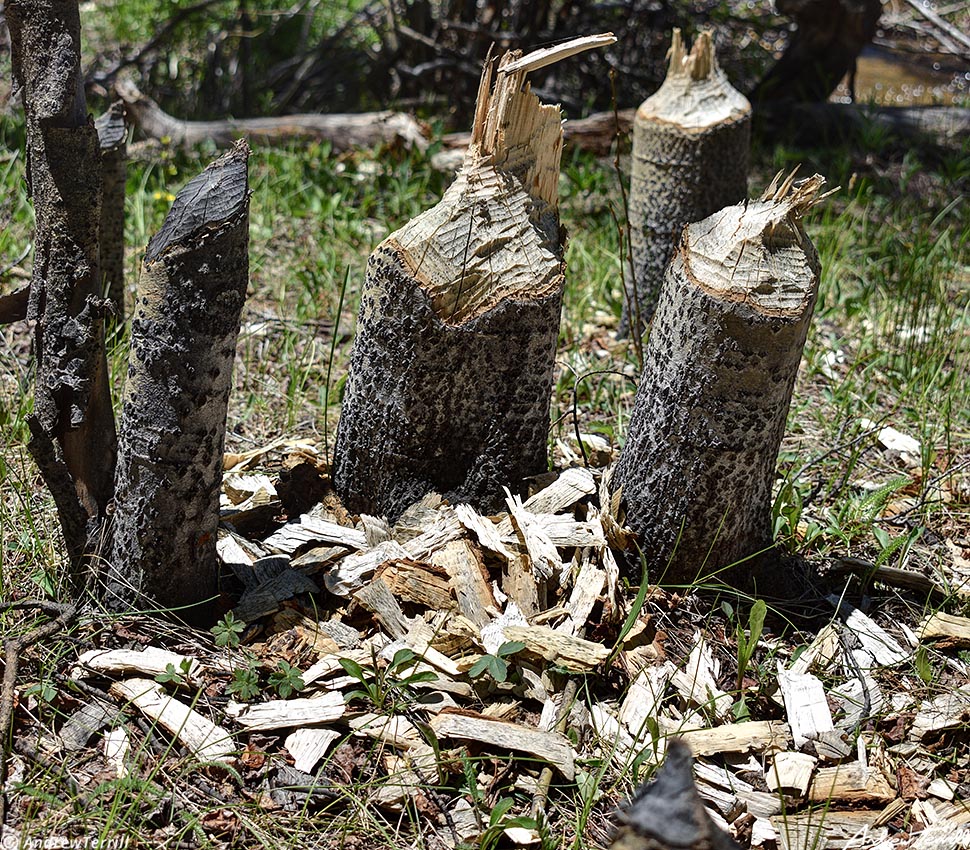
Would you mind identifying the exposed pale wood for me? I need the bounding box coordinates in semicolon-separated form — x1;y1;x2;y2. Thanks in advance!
919;612;970;647
832;598;909;666
301;647;376;687
911;688;970;740
807;761;897;804
324;541;411;597
789;623;840;675
498;33;616;75
559;552;606;636
522;467;597;515
767;751;817;797
284;728;341;773
426;538;495;628
671;635;733;719
619;662;675;739
226;692;345;731
110;678;235;762
772;811;889;850
678;721;791;757
504;515;605;549
503;553;543;618
431;711;575;779
263;513;367;554
347;712;424;749
76;648;204;687
454;503;514;560
103;726;130;778
353;578;413;639
116;79;428;151
376;559;455;612
400;507;465;560
506;493;563;581
501;625;609;672
777;664;834;747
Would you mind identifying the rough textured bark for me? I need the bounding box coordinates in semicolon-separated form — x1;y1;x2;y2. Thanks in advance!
612;173;825;586
751;0;882;104
114;80;428;152
95;100;127;326
622;31;750;338
7;0;117;564
108;142;250;620
333;48;569;521
611;740;741;850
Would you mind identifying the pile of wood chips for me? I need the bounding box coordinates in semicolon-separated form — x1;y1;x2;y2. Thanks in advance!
19;441;970;850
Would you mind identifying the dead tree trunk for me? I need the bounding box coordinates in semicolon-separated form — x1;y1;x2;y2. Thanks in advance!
7;0;117;566
611;173;825;586
95;101;127;327
333;37;612;521
751;0;882;104
612;740;741;850
621;30;750;338
108;142;250;620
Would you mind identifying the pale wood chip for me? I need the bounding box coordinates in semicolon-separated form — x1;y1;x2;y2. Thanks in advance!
226;692;345;731
353;578;413;639
264;513;367;554
919;611;970;647
431;711;575;779
505;491;563;580
284;728;341;773
502;624;609;672
831;597;910;666
807;761;897;804
111;678;235;762
677;721;791;757
347;712;423;749
671;633;733;719
324;541;411;596
103;727;130;778
76;647;205;687
776;663;834;747
454;503;514;560
430;538;497;628
767;751;817;797
911;688;970;739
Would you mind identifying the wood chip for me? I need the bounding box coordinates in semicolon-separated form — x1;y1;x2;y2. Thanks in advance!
677;721;791;757
807;761;897;804
431;711;575;779
111;678;235;762
325;541;411;596
766;751;817;797
353;578;413;639
377;558;456;613
263;513;367;554
232;567;319;622
76;647;205;687
226;692;345;731
918;612;970;648
505;492;563;580
501;624;609;672
347;712;424;749
911;688;970;739
831;597;910;666
454;503;514;560
559;553;605;636
284;728;341;773
103;727;130;778
776;664;834;747
430;538;497;627
671;634;733;719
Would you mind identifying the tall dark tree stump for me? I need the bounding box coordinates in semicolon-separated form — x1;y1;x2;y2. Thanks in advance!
96;101;128;327
612;173;826;585
108;142;250;619
334;39;612;521
7;0;117;566
621;30;750;338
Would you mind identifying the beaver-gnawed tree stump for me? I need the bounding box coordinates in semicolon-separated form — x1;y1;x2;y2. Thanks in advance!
613;172;826;586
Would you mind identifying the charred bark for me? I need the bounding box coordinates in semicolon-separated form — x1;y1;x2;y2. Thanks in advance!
622;30;750;338
333;42;616;521
108;142;250;620
95;101;128;327
7;0;117;566
612;173;825;587
612;740;741;850
751;0;882;104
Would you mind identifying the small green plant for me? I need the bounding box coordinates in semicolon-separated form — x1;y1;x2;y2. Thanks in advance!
467;641;526;684
913;645;935;684
155;658;193;687
478;797;538;850
269;660;305;698
227;655;261;701
732;599;767;719
211;611;245;649
340;647;438;711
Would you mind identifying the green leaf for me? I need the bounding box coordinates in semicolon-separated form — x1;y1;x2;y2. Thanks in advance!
914;646;934;684
489;797;515;826
747;599;767;648
496;640;526;658
487;656;509;683
338;657;367;682
467;656;492;678
390;648;417;670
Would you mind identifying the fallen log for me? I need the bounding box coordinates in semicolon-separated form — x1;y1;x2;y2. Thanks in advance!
115;79;428;152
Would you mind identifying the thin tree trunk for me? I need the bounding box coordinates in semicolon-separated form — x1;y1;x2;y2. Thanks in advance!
751;0;882;104
612;740;741;850
612;173;826;586
621;30;750;338
7;0;117;567
96;101;128;327
108;142;250;621
333;45;580;521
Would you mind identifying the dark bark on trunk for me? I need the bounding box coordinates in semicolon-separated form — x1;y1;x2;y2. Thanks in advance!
751;0;882;104
7;0;117;566
612;174;825;586
108;141;250;621
612;740;741;850
95;101;127;327
622;30;750;339
333;50;567;521
114;80;428;152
